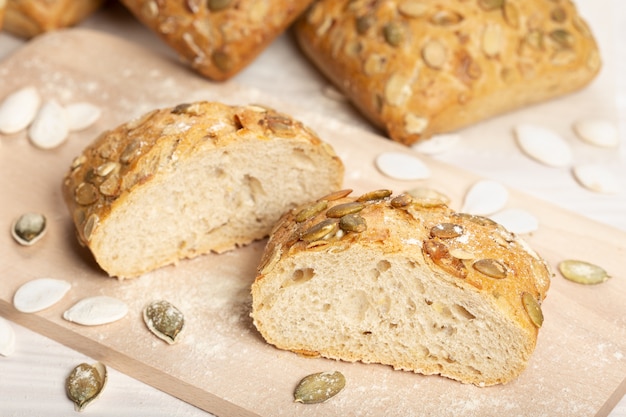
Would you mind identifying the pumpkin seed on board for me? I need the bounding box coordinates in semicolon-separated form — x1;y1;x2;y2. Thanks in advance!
375;152;431;180
143;300;185;344
572;164;621;194
13;278;72;313
11;212;47;246
461;180;509;216
558;260;610;285
29;99;70;150
294;371;346;404
63;296;128;326
0;85;41;134
513;124;573;168
65;102;102;131
573;119;619;148
489;208;539;235
0;317;16;357
66;362;107;411
411;133;460;155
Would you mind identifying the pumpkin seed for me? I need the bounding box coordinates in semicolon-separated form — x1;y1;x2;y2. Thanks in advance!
502;1;520;28
120;141;141;164
0;85;41;134
357;189;392;202
422;40;447;69
478;0;503;10
430;223;464;239
404;114;429;135
29;99;69;150
521;292;543;328
143;300;185;344
573;119;619;148
405;187;450;207
327;202;364;218
423;240;468;279
461;180;509;216
63;296;128;326
383;22;404;46
558;259;610;285
473;259;507;279
300;219;339;242
390;193;413;208
572;163;622;194
66;362;107;411
295;200;328;223
482;24;503;57
319;189;353;202
430;10;463;25
95;161;119;177
412;133;460;155
11;213;47;246
398;1;428;18
83;214;99;241
208;0;231;11
339;214;367;233
514;124;573;168
375;152;431;180
384;72;412;107
294;371;345;404
0;317;16;357
550;7;567;23
212;51;232;72
356;15;374;34
13;278;72;313
550;29;574;49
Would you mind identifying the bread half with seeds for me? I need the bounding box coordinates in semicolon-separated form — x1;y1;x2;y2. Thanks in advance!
251;189;551;386
62;101;344;279
295;0;601;144
120;0;314;81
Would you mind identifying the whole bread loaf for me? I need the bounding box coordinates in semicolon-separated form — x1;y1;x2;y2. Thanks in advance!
251;189;551;386
62;101;344;279
3;0;104;38
294;0;601;145
120;0;314;81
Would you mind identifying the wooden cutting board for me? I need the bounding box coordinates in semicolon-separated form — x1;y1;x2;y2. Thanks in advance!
0;29;625;417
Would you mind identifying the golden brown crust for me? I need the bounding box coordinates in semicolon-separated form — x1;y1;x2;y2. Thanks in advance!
120;0;314;81
4;0;104;38
252;190;551;385
294;0;601;145
62;101;343;254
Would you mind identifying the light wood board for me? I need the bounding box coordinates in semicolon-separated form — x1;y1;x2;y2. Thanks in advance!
0;29;625;417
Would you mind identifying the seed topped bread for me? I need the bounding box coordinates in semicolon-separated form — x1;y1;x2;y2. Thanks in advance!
251;189;551;386
62;101;344;278
294;0;601;144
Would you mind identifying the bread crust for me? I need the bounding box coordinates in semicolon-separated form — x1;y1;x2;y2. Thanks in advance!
4;0;104;38
120;0;314;81
294;0;601;145
62;101;344;278
251;190;551;385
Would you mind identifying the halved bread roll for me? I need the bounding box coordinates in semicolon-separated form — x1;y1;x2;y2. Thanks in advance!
251;189;551;386
62;101;344;279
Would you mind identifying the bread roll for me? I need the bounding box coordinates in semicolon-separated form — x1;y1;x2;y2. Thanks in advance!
251;189;551;386
3;0;104;38
62;101;344;279
0;0;6;31
120;0;314;81
294;0;601;145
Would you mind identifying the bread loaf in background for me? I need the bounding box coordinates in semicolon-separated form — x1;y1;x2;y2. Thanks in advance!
120;0;314;81
251;189;551;386
62;101;344;279
295;0;601;145
3;0;104;38
0;0;5;31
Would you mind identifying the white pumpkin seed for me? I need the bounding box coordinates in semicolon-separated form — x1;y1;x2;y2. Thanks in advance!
573;119;619;148
11;212;47;246
558;259;610;285
13;278;72;313
572;164;620;194
490;208;539;234
0;86;41;134
0;317;16;357
514;124;573;167
29;100;69;149
143;300;185;344
63;296;128;326
461;180;509;216
375;152;431;180
65;102;102;131
66;362;107;411
294;371;345;404
411;133;461;155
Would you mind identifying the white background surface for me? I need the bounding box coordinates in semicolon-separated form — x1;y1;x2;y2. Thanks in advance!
0;1;624;416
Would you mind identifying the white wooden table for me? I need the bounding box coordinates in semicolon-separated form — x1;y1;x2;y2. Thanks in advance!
1;1;624;416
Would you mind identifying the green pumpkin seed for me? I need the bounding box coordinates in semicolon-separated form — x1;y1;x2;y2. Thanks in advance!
357;189;392;202
558;260;610;285
339;213;367;233
522;292;543;328
478;0;503;10
301;219;339;242
11;213;47;246
430;223;463;239
295;200;328;223
66;362;107;411
294;371;345;404
383;22;404;47
390;193;413;208
326;202;364;218
318;189;353;202
472;259;507;279
208;0;231;11
143;300;185;344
